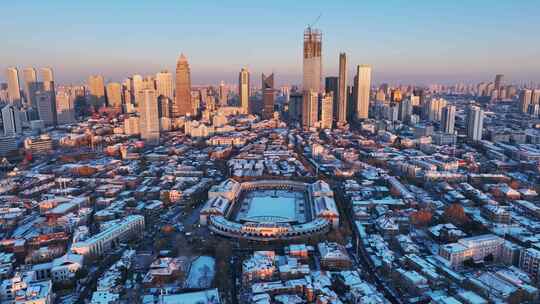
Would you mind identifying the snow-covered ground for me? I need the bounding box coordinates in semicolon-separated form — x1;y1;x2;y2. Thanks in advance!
186;256;216;289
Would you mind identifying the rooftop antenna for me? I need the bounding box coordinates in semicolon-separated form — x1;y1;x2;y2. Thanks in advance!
308;13;322;29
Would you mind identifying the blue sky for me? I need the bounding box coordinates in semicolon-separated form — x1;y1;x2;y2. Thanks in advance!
1;0;539;86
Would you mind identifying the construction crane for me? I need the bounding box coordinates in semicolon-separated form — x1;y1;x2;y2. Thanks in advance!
308;13;322;29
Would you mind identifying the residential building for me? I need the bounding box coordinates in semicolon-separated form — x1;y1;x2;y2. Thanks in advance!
139;89;160;144
355;65;371;120
466;105;484;141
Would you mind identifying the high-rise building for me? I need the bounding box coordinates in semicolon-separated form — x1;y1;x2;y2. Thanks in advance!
239;68;250;114
466;105;484;141
174;54;192;117
36;91;57;126
410;95;420;106
441;105;456;134
302;90;318;129
494;74;504;90
519;89;532;114
143;76;155;90
106;82;122;110
56;88;76;125
40;67;55;92
288;92;303;122
390;89;402;103
320;92;333;129
2;104;22;136
219;81;227;106
88;75;106;108
139;89;160;143
398;98;413;123
325;77;338;94
303;27;322;92
354;65;371;120
262;73;275;120
40;68;56;113
28;82;44;109
155;71;174;101
425;98;447;121
22;68;37;103
325;76;338;123
158;95;171;118
532;89;540;105
122;78;132;105
131;74;144;105
6;67;21;104
337;53;347;124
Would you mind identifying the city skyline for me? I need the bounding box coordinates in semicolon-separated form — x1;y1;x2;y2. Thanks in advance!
4;2;540;303
1;1;540;86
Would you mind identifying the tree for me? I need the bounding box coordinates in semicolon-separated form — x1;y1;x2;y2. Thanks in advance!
154;238;168;251
410;210;433;227
161;224;175;234
327;229;346;245
214;241;233;295
443;203;470;227
463;258;476;268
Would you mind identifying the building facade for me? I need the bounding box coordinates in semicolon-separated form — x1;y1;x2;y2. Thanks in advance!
139;89;160;144
337;52;347;125
70;215;145;258
355;65;371;120
262;73;274;120
174;54;192;117
239;68;250;114
6;67;21;104
466;105;484;141
441;105;456;134
303;27;322;93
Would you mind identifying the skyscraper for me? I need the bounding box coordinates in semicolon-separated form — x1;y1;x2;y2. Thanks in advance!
320;92;333;129
174;54;192;117
519;89;532;113
466;105;484;141
155;71;174;101
303;27;322;92
355;65;371;120
88;75;106;108
56;88;76;125
2;104;22;136
139;89;160;143
28;82;44;109
532;89;540;105
106;82;123;110
337;52;347;125
131;74;144;105
425;98;447;122
158;95;171;118
302;90;318;129
40;67;54;92
36;91;57;126
262;73;274;120
288;92;303;122
6;67;21;104
494;74;504;90
218;81;228;106
398;98;413;123
239;68;250;114
325;77;338;123
22;68;37;103
441;105;456;134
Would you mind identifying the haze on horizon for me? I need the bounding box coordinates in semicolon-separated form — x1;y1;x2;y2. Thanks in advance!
1;0;539;86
